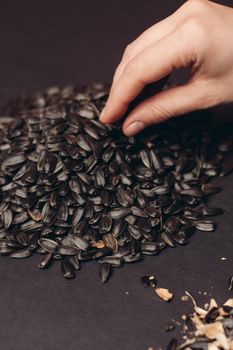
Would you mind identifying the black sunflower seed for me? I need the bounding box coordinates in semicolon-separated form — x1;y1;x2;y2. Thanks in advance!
93;247;112;260
0;84;230;283
38;252;53;269
201;183;222;195
140;149;152;168
98;256;122;267
69;235;90;251
201;206;224;217
228;276;233;292
116;187;134;207
131;206;147;218
58;246;79;256
74;219;88;236
68;255;80;271
110;208;131;220
204;307;219;323
128;224;142;240
72;207;84;227
61;260;75;279
141;275;157;288
103;233;118;253
2;153;26;169
2;208;13;229
112;219;127;238
10;248;32;259
141;242;159;255
38;238;59;253
94;166;105;188
193;220;216;232
180;188;203;198
0;246;14;255
123;252;142;262
161;231;176;247
166;338;178;350
99;262;111;283
99;215;113;234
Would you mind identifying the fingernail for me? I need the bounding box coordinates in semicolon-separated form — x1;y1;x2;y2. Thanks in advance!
124;121;145;136
99;107;106;121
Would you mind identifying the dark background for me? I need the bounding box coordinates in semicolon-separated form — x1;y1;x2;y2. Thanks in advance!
0;1;232;350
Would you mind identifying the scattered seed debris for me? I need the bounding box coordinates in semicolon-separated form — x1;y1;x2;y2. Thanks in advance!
165;294;233;350
181;295;189;302
228;276;233;292
90;240;105;249
155;288;173;302
141;275;173;302
165;323;176;332
141;275;157;288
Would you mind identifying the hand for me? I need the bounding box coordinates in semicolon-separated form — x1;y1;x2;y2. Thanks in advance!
100;0;233;136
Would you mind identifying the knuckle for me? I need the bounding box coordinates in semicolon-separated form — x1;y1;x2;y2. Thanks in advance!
149;103;172;120
181;15;207;37
179;15;209;53
185;0;208;12
124;56;141;78
123;44;135;61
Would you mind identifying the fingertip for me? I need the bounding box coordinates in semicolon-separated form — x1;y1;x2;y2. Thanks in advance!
123;120;146;137
99;107;112;124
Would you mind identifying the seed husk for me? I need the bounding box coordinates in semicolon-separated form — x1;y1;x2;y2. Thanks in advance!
166;338;178;350
0;246;14;255
193;220;216;232
61;260;75;279
58;246;79;256
201;206;224;217
38;252;53;269
10;248;32;259
141;242;159;255
70;235;89;251
161;232;176;247
2;209;13;229
68;255;80;270
128;224;142;240
228;276;233;292
201;183;222;195
98;256;122;267
123;252;142;263
38;238;59;253
99;215;112;234
155;287;174;301
103;233;118;253
141;275;157;288
99;262;111;283
110;208;131;220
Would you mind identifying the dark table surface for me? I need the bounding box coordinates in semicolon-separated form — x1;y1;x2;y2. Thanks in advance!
0;1;232;350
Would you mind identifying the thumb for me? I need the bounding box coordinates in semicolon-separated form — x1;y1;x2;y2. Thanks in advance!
123;81;210;136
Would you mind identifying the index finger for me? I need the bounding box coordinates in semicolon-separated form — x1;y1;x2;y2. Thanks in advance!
100;30;191;124
111;13;178;88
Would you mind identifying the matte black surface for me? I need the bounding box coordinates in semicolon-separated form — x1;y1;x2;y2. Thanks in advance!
0;1;232;350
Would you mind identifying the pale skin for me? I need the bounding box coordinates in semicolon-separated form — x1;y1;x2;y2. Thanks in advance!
100;0;233;136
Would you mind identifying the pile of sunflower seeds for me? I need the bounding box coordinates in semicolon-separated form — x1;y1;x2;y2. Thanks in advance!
165;294;233;350
0;83;232;280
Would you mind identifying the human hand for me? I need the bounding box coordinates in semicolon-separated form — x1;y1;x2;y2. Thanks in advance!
100;0;233;136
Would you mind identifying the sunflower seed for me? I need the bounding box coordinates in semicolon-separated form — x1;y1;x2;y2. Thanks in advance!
38;252;53;269
10;248;32;259
61;260;75;279
0;84;230;282
99;262;111;283
38;238;59;253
